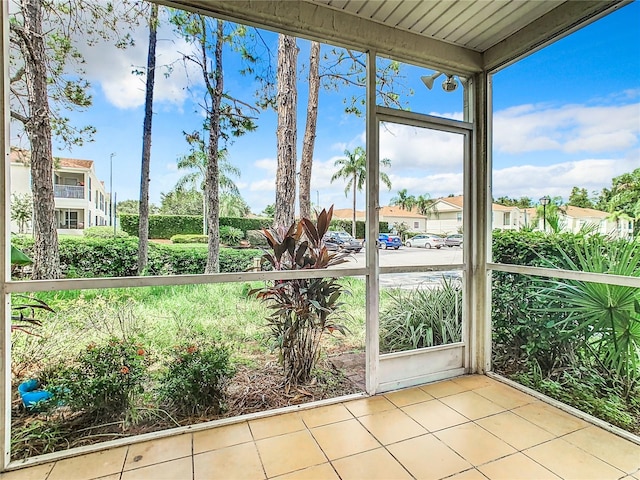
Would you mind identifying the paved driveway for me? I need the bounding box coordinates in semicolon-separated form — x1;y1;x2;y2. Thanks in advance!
337;245;463;289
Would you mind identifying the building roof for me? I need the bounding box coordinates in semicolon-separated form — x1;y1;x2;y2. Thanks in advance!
564;205;608;219
10;148;94;170
332;208;366;221
379;206;426;219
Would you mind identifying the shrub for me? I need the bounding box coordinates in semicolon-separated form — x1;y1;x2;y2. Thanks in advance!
220;217;273;234
83;226;129;238
170;234;208;244
219;226;243;245
158;340;234;415
379;277;462;353
53;338;148;418
119;214;202;239
246;229;268;247
250;208;350;385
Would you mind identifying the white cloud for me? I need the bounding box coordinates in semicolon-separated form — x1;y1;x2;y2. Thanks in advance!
494;102;640;154
492;157;638;200
76;14;202;110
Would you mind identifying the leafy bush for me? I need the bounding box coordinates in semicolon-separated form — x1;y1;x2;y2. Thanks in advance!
250;208;350;385
158;339;234;415
53;338;148;418
83;226;129;238
171;234;208;244
120;214;202;239
121;214;273;239
380;277;462;353
11;236;262;277
246;229;269;246
219;226;243;245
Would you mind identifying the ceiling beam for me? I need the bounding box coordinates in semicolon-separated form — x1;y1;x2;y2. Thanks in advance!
483;0;631;72
159;0;483;74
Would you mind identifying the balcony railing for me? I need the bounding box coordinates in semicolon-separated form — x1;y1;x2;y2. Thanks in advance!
54;184;84;199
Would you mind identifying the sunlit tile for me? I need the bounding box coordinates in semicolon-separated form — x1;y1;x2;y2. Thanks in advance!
271;463;339;480
343;396;396;417
419;380;468;398
387;433;471;480
299;404;353;429
512;402;588;436
357;408;426;445
524;438;625;480
193;441;264;480
447;469;490;480
477;453;560;480
249;413;306;441
384;387;433;407
310;419;379;460
403;399;469;432
256;430;326;478
0;463;55;480
563;426;640;474
124;435;192;471
475;411;555;450
193;422;253;454
48;447;128;480
439;391;505;420
332;448;412;480
474;384;536;410
435;423;516;466
451;375;497;390
121;457;192;480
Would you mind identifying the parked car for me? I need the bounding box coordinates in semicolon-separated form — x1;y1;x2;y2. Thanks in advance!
378;233;402;249
405;234;445;249
323;231;363;253
445;234;463;247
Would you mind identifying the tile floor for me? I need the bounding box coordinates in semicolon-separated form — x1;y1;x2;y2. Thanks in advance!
1;375;639;480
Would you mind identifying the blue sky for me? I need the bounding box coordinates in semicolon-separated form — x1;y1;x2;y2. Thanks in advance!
16;1;639;214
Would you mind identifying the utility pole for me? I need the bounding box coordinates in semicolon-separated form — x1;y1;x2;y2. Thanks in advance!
109;153;115;228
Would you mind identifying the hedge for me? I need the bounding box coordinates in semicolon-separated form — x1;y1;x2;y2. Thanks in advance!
119;214;273;239
11;236;263;277
328;220;389;239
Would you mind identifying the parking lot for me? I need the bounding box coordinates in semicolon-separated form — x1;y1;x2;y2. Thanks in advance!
337;245;464;289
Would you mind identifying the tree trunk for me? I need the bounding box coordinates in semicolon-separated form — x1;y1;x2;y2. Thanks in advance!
204;20;224;274
352;173;357;238
299;41;320;221
275;34;298;229
23;0;60;280
137;3;158;275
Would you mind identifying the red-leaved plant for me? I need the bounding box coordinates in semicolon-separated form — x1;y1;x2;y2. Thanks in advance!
250;207;350;385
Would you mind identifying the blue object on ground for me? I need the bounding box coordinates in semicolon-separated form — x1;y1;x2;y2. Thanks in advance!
18;379;53;410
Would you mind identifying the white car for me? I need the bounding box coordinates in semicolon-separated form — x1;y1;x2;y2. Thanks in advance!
405;234;445;249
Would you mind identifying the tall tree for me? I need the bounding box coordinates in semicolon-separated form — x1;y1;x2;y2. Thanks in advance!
299;41;320;221
171;13;258;272
219;192;251;218
274;34;298;228
568;187;595;209
159;188;202;215
598;168;640;236
330;146;392;237
390;189;416;211
495;196;533;209
137;3;159;275
9;0;137;279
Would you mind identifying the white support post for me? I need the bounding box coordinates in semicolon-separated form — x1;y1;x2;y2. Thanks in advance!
468;71;492;374
365;50;380;395
1;0;12;469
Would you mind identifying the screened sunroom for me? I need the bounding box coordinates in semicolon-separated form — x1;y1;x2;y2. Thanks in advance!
1;0;639;478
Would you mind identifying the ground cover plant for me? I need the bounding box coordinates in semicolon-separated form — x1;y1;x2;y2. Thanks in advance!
379;277;462;353
10;279;366;460
492;230;640;434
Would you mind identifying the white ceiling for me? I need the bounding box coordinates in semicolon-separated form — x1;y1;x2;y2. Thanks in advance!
162;0;629;72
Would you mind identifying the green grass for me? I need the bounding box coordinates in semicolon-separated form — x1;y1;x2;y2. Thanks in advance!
12;277;369;381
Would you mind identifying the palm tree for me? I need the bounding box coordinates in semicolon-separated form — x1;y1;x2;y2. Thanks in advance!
390;189;416;211
219;192;250;218
176;137;240;234
330;146;391;237
415;193;438;231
